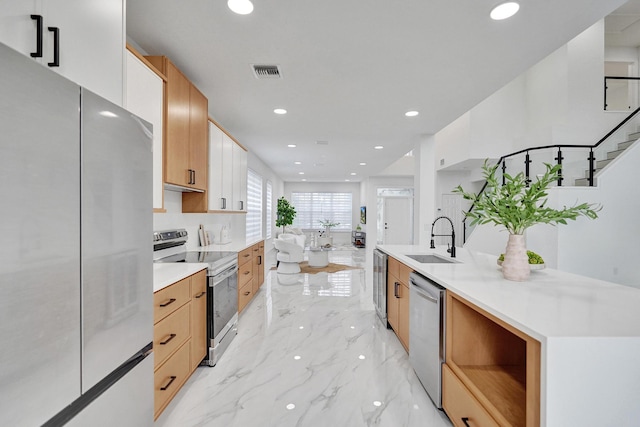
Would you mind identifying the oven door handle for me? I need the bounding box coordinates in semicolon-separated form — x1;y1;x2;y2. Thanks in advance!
211;265;238;286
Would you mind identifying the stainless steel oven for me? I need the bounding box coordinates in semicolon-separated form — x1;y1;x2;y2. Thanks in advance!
153;229;238;367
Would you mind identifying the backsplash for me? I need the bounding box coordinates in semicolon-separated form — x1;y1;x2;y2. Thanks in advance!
153;190;246;250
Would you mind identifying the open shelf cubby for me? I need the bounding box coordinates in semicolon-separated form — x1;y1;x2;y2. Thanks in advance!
445;292;540;427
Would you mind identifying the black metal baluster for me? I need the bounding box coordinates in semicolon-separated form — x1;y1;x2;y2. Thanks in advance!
588;148;595;186
524;151;531;186
555;148;564;186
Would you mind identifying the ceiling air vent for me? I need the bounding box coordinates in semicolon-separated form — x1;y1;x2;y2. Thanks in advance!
252;64;281;79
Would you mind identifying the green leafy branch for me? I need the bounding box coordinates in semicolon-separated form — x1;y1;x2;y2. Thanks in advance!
453;161;601;235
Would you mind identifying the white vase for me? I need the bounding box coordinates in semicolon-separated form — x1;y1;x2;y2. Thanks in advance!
502;234;530;282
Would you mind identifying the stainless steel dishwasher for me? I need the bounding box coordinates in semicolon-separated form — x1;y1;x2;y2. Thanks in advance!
409;272;446;409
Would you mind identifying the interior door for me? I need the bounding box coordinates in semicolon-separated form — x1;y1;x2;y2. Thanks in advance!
383;197;413;245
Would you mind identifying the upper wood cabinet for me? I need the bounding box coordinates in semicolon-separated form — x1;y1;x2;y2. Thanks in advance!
145;55;208;192
208;120;247;212
0;0;125;105
125;48;164;212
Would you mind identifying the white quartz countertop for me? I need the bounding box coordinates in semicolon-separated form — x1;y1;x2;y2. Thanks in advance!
153;263;208;293
377;244;640;341
198;238;263;253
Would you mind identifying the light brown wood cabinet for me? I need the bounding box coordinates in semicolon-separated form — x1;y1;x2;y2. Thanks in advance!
145;56;208;195
443;291;541;427
238;241;265;313
153;269;207;420
386;256;411;351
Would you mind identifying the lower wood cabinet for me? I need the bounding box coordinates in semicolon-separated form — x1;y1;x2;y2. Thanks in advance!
153;268;207;420
386;256;412;351
238;241;264;313
443;291;540;427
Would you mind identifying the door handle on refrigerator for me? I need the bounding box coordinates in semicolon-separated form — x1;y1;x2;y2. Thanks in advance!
47;27;59;67
30;15;43;58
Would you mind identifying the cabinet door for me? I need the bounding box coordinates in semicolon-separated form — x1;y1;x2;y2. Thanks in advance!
188;84;207;190
208;121;224;209
125;51;164;211
190;270;207;370
258;243;265;287
164;60;191;187
45;0;124;105
0;1;40;58
398;282;410;351
232;142;247;211
386;275;399;332
221;134;234;209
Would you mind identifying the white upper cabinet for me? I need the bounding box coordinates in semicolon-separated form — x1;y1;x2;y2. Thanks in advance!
232;142;247;211
0;0;124;106
125;50;164;211
208;120;247;212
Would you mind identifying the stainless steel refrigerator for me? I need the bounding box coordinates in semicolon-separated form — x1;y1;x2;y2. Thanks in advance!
0;42;153;426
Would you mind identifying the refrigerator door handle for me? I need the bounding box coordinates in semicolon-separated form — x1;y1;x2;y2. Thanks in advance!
30;15;43;58
47;27;59;67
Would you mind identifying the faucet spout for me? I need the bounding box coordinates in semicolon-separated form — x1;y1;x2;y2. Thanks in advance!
430;216;456;258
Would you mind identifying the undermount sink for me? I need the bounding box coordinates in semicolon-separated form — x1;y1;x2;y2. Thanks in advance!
405;254;456;264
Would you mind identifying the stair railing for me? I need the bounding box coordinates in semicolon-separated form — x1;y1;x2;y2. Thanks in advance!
462;105;640;243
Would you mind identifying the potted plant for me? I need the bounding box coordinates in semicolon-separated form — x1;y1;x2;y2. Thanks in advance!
317;219;339;247
276;197;296;234
453;161;600;281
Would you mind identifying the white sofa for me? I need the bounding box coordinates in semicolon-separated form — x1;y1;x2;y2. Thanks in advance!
274;233;305;274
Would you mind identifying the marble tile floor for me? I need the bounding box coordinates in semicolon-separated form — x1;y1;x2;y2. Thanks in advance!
155;249;452;427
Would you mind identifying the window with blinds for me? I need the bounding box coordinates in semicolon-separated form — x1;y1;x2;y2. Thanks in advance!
291;192;352;231
265;181;272;239
246;169;263;241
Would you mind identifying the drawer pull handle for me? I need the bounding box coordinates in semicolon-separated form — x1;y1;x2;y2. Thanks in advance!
195;291;206;299
30;15;43;58
160;298;176;307
243;291;251;296
394;282;400;298
160;376;177;391
159;333;176;345
258;255;262;265
243;254;250;258
461;417;470;427
47;26;59;67
244;271;250;275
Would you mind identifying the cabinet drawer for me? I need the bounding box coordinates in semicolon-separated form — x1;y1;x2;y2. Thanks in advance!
443;364;499;427
154;303;190;368
388;257;400;280
398;263;413;286
154;340;191;419
238;259;254;288
238;247;253;264
154;277;190;323
238;281;254;313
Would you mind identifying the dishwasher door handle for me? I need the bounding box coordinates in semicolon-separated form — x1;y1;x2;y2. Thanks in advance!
415;287;438;304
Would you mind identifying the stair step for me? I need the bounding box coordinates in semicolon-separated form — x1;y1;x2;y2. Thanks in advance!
628;131;640;140
618;140;635;150
583;168;602;178
607;149;625;160
574;178;592;186
596;158;612;169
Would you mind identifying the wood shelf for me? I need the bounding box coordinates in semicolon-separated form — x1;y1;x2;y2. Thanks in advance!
459;365;526;427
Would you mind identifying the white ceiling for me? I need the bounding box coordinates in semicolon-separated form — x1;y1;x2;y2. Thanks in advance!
606;0;640;47
127;0;625;183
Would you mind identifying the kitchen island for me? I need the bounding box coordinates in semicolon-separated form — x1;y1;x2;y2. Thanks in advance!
377;244;640;427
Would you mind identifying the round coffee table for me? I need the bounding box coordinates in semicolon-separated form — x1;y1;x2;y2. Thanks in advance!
307;246;333;268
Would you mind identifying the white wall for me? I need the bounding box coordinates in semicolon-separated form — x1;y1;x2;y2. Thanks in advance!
283;181;361;246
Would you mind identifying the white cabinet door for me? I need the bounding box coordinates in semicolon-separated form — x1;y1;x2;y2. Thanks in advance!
0;1;40;57
233;142;247;211
125;51;163;211
221;133;234;210
44;0;124;105
208;121;224;210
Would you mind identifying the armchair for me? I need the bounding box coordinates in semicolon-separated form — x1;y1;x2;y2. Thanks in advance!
274;233;305;274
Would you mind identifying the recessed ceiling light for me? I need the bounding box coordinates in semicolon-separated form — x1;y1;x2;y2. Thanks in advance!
298;172;304;175
358;354;366;360
301;178;307;181
350;172;356;176
405;110;419;117
286;403;296;410
374;146;384;150
345;179;350;182
359;162;367;166
490;2;519;20
287;144;296;148
373;401;382;407
227;0;253;15
294;355;301;360
294;161;302;165
274;108;287;115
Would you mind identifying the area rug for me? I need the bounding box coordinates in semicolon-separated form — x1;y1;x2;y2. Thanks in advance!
271;262;361;274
